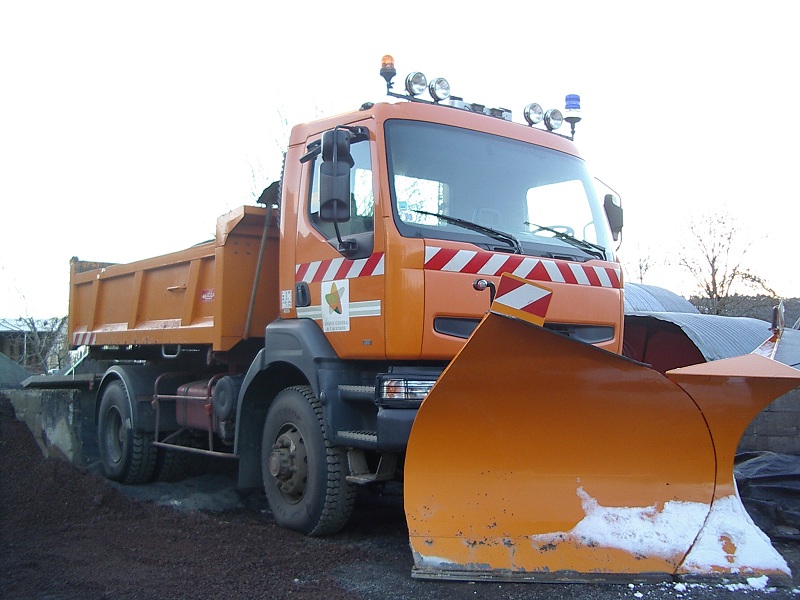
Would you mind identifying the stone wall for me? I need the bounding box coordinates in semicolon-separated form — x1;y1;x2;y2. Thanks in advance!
738;387;800;455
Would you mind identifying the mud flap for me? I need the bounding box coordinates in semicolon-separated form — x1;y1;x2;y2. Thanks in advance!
404;276;800;583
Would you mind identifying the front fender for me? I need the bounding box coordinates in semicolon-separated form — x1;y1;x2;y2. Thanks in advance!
234;319;340;489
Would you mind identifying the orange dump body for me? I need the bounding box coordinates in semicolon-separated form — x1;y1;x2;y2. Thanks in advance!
69;206;280;353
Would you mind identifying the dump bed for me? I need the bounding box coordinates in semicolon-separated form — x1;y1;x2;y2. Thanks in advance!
69;205;279;352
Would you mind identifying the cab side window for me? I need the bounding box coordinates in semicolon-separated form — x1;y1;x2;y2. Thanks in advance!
309;140;374;240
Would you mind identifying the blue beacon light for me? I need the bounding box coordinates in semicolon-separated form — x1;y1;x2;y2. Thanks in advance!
564;94;581;139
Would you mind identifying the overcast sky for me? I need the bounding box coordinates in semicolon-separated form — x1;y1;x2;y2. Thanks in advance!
2;1;798;318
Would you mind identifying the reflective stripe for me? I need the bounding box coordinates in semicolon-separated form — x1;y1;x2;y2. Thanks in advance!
72;331;97;346
295;248;621;289
297;300;381;321
423;246;622;289
296;252;386;283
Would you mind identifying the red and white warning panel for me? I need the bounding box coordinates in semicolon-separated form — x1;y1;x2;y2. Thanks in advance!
490;273;553;326
424;246;621;289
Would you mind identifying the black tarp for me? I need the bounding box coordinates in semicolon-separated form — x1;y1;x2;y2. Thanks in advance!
735;452;800;539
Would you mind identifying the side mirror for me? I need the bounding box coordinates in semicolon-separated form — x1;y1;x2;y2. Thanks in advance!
603;193;623;242
319;129;354;223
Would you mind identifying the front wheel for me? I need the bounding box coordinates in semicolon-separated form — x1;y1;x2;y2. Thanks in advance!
97;381;156;484
261;386;356;535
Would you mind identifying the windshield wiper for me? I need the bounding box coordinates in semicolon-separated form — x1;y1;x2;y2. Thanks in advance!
413;210;523;254
525;222;607;261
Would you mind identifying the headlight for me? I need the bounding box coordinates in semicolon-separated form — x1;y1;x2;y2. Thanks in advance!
377;377;436;408
428;77;451;102
544;108;564;131
405;72;428;96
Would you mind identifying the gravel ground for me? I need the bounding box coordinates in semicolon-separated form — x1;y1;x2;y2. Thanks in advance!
2;395;799;600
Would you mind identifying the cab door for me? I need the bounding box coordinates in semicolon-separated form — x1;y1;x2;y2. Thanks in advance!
292;125;386;359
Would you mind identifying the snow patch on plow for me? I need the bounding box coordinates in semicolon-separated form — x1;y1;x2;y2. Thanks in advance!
563;487;708;560
679;495;790;576
532;487;789;577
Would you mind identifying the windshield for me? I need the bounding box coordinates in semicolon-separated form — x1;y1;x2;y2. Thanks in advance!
385;120;614;262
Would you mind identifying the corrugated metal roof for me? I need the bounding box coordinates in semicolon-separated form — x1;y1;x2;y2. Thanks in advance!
624;284;800;368
625;312;774;362
624;283;699;314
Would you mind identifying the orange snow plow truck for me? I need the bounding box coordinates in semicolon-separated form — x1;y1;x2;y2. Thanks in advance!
60;57;799;584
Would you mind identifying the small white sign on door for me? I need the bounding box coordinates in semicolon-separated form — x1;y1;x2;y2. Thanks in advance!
322;279;350;332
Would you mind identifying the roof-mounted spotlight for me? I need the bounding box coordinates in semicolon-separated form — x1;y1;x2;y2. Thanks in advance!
405;72;428;96
523;103;544;126
544;108;564;131
379;56;515;124
429;77;451;102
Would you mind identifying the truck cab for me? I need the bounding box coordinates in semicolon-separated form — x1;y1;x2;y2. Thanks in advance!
234;72;623;532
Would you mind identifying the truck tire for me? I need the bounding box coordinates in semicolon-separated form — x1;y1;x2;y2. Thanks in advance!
261;385;356;536
152;432;192;482
98;381;156;484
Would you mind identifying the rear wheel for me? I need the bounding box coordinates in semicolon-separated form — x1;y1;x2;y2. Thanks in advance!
261;386;356;535
97;381;156;484
152;431;193;482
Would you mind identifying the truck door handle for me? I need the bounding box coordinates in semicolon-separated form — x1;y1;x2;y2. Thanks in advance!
295;282;311;307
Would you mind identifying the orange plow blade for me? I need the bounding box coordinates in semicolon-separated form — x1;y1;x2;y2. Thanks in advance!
404;292;800;583
667;354;800;580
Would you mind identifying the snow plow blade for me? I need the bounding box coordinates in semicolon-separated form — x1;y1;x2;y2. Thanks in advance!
404;278;800;584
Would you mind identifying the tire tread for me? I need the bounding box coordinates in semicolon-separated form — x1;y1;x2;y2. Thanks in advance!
295;385;357;536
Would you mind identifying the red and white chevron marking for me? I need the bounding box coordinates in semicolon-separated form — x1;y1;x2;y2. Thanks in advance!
72;331;97;346
491;273;552;325
424;246;621;289
296;252;385;283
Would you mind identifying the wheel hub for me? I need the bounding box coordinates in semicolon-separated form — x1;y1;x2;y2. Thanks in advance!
268;428;307;501
104;406;124;464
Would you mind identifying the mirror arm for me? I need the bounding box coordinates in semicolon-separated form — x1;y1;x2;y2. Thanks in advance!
331;203;358;255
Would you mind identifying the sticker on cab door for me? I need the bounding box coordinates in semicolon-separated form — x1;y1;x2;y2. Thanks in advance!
322;279;350;332
281;289;292;311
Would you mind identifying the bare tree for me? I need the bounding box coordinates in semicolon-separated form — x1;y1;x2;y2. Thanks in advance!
248;105;330;204
623;243;655;284
0;316;68;374
679;210;775;315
